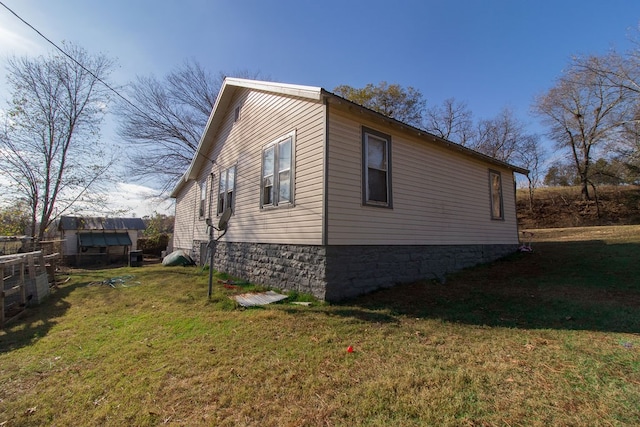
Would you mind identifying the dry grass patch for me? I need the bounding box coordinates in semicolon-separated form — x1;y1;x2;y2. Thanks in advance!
524;224;640;242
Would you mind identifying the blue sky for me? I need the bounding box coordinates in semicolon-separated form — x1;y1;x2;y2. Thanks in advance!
1;0;640;214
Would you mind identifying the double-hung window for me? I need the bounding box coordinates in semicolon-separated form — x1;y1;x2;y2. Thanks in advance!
217;165;236;215
199;179;207;219
362;127;392;208
489;170;504;220
261;131;294;207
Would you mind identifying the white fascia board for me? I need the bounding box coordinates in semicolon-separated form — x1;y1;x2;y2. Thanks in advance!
182;79;235;182
224;78;322;101
173;78;324;197
169;171;188;198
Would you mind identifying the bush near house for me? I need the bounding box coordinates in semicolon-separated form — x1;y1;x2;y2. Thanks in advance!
137;233;170;256
139;213;173;256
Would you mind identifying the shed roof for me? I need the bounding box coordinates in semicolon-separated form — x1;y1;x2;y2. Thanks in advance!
77;231;133;247
59;216;146;231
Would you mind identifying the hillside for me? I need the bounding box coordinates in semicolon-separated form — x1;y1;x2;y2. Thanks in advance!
517;185;640;229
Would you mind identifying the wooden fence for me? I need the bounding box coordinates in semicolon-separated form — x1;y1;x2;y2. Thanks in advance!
1;251;59;328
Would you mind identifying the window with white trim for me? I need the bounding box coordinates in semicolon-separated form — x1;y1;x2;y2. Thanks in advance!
362;127;392;207
261;131;294;207
217;165;236;215
199;179;207;219
489;170;504;220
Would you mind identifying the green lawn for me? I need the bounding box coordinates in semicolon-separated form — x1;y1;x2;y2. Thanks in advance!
1;226;639;426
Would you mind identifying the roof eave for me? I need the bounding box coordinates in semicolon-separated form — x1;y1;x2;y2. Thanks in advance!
224;78;323;101
323;92;529;176
170;171;189;198
170;78;324;198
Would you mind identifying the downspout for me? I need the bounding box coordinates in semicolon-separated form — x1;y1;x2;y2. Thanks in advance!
322;96;330;247
514;172;521;244
191;179;197;257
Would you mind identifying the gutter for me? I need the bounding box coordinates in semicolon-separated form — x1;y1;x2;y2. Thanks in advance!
322;90;530;176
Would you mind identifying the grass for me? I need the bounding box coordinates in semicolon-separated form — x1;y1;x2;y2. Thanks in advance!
1;226;639;426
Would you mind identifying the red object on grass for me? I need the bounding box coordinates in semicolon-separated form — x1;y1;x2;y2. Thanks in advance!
347;346;354;353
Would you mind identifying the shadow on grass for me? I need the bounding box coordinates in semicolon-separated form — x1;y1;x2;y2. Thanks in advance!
340;240;640;333
0;281;85;353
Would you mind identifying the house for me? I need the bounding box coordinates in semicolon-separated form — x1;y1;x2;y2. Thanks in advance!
171;78;528;301
58;216;146;266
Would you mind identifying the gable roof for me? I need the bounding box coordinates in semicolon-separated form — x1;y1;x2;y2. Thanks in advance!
58;216;146;231
171;78;528;197
170;79;323;198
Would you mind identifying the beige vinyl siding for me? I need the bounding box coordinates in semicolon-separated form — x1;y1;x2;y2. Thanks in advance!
327;109;519;245
172;179;199;252
182;88;325;245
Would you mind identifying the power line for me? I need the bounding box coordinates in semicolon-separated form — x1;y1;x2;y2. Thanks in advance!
0;1;216;169
0;1;144;116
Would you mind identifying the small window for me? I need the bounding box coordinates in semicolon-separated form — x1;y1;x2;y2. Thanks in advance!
362;127;392;208
217;165;236;215
489;170;504;220
199;179;207;219
261;131;295;208
234;106;241;122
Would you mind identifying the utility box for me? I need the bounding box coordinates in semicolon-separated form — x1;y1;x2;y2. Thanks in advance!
129;250;143;267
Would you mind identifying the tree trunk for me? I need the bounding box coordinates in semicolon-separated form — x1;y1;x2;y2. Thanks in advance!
527;176;534;212
580;175;591;200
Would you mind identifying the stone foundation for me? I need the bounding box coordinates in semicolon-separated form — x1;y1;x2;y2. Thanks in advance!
191;241;517;302
213;242;328;298
324;244;517;301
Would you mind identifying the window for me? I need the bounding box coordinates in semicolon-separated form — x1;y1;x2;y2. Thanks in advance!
362;127;392;207
234;106;241;122
261;131;294;207
217;165;236;215
489;170;504;220
199;179;207;219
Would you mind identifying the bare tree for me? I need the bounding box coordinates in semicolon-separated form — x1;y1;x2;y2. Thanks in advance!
0;43;115;240
572;45;640;181
544;161;579;187
533;59;630;200
575;49;640;96
423;98;474;145
618;109;640;181
470;107;532;163
118;60;262;192
513;134;545;211
333;81;426;127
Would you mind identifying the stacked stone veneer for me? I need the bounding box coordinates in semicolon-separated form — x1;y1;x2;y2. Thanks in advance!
210;242;328;297
194;241;517;302
324;244;517;301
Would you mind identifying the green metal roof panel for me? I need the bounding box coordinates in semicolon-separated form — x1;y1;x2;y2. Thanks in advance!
78;232;132;247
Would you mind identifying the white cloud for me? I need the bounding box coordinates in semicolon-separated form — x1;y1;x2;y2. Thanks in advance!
0;23;43;57
0;180;174;218
101;182;174;217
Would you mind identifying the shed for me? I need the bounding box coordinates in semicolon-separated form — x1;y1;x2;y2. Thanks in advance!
58;216;146;266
